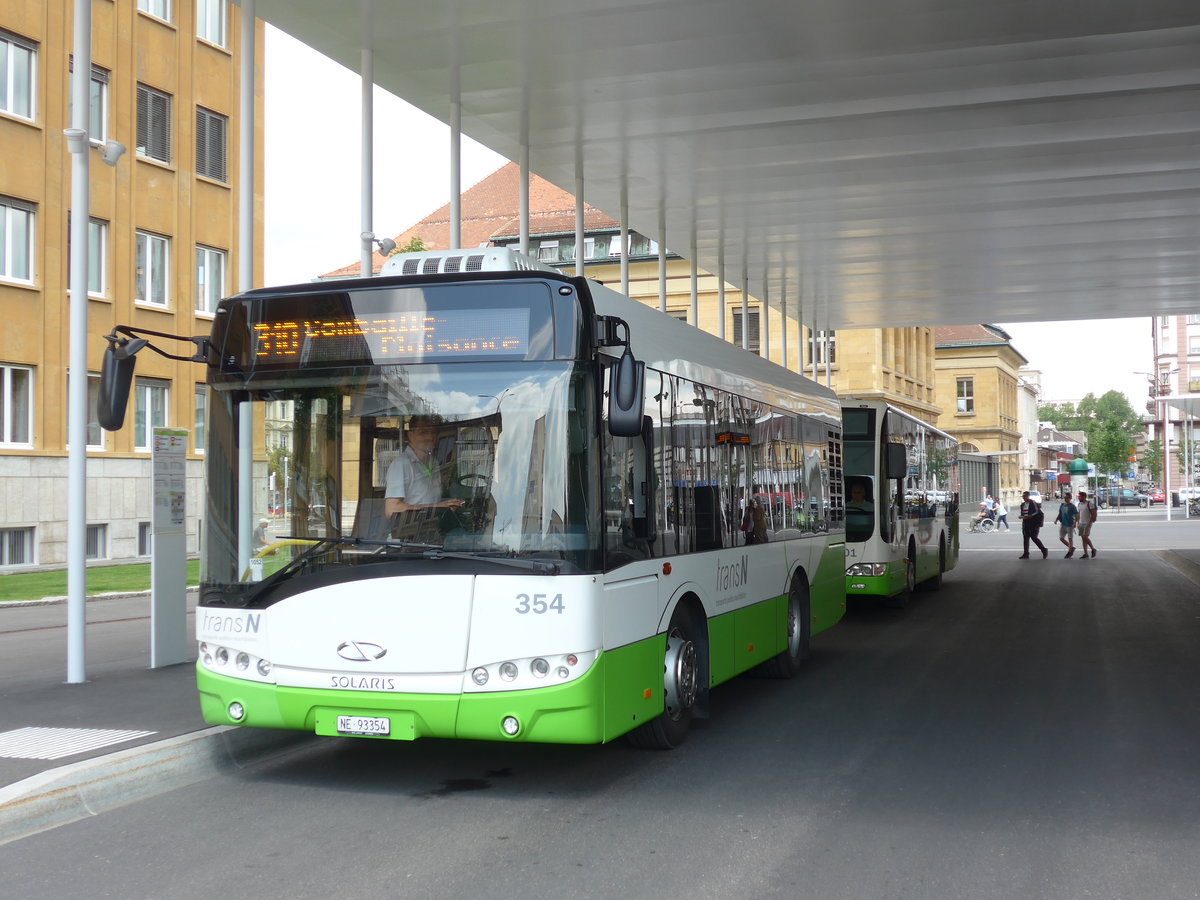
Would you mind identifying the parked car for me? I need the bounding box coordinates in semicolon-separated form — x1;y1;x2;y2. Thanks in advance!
1027;490;1043;504
1095;487;1149;508
1149;488;1166;505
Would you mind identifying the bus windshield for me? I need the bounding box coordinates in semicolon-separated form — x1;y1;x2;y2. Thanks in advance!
202;360;602;599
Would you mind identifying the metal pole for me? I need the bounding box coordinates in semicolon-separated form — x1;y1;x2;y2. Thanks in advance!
360;36;374;276
519;142;530;255
65;0;92;683
619;183;629;294
238;0;256;574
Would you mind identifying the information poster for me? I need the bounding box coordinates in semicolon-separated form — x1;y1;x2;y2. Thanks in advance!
151;427;190;667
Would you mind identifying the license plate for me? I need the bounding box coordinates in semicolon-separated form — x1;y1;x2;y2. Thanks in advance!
336;715;390;736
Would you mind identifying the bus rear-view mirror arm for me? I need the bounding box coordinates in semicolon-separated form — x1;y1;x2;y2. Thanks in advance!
98;326;209;431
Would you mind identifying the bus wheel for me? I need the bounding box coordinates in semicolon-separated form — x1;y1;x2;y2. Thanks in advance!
885;547;917;609
762;577;811;678
627;606;701;750
926;539;945;591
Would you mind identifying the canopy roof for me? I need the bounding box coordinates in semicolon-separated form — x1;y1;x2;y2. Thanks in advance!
247;0;1200;328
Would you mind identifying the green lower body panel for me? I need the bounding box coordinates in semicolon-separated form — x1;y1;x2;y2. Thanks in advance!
811;542;849;635
845;559;906;598
198;635;667;745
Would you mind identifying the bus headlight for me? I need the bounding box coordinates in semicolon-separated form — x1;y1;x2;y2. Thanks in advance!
463;649;599;693
198;642;276;684
846;563;888;577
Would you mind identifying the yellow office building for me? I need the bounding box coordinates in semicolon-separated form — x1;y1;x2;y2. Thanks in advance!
1;1;263;566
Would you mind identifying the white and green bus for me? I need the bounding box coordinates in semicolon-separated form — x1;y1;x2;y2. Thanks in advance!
100;249;846;748
842;400;959;607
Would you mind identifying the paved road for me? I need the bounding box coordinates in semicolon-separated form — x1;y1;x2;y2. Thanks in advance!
5;515;1200;898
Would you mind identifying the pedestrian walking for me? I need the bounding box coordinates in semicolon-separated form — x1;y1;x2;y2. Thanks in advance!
1054;492;1078;557
1076;489;1099;559
1018;490;1048;559
994;498;1009;531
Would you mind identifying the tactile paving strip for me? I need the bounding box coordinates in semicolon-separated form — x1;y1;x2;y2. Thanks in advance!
0;727;156;760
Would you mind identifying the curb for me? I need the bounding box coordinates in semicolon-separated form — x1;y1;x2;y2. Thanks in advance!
2;587;199;609
0;726;315;846
1155;549;1200;585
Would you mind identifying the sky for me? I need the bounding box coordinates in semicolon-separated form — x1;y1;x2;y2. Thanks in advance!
263;27;1156;414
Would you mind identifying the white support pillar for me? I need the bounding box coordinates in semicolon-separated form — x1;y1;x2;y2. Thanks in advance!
360;43;374;276
717;249;727;341
237;0;257;578
762;275;770;362
780;275;788;370
740;257;749;351
65;0;93;683
689;231;699;327
575;152;585;278
449;95;462;249
620;184;629;294
657;208;667;313
519;143;530;255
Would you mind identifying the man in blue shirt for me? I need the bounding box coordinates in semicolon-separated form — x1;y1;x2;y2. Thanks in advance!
1054;492;1078;557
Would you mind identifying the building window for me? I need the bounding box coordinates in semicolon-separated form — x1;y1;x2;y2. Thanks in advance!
68;61;109;143
810;329;836;366
195;245;225;313
197;0;227;46
136;231;170;306
956;377;975;414
0;527;34;566
0;31;36;120
194;384;206;453
134;378;169;451
1;196;34;283
667;310;689;323
1189;335;1200;356
137;0;172;22
536;240;559;262
195;107;227;181
87;374;104;449
1;363;33;445
136;84;172;163
67;216;107;295
138;522;153;556
733;309;761;354
85;524;108;560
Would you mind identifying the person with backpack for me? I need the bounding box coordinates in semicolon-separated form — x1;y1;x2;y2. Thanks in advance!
1054;492;1078;557
1076;489;1099;559
1018;490;1048;559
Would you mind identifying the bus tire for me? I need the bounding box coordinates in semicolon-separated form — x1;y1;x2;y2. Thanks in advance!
885;545;917;609
925;538;945;591
627;605;702;750
761;576;811;678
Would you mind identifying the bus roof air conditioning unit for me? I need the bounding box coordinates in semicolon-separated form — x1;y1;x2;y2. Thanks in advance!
379;247;560;277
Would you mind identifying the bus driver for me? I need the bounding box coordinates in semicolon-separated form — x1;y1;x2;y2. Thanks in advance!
384;415;464;519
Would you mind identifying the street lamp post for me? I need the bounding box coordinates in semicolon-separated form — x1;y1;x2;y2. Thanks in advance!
1138;369;1178;520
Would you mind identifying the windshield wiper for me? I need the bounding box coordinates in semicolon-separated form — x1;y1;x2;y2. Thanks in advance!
419;549;560;574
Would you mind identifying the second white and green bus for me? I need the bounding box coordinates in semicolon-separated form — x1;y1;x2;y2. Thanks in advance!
100;248;847;748
842;400;959;607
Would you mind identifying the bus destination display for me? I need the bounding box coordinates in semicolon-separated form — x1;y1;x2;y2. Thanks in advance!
251;307;532;364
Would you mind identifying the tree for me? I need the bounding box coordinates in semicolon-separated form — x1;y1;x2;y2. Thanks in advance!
1144;438;1163;483
390;235;426;255
1039;391;1143;474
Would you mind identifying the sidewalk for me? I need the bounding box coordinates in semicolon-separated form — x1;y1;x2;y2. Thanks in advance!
0;591;310;845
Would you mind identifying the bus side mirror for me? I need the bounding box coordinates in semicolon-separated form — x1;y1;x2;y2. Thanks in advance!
608;347;645;437
886;443;907;480
97;336;147;431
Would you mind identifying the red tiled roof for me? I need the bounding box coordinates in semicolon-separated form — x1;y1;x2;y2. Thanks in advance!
322;161;616;277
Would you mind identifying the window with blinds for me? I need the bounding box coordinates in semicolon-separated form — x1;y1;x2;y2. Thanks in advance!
196;107;227;181
136;85;172;163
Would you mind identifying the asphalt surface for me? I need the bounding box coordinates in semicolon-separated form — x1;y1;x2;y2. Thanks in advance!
7;508;1200;873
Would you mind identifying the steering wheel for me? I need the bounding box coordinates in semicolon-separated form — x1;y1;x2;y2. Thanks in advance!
457;473;492;491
